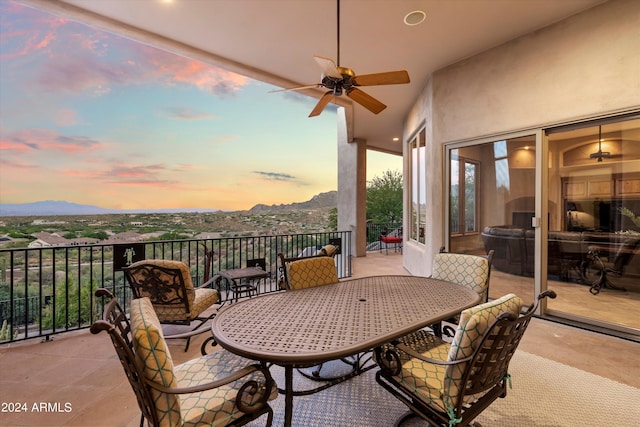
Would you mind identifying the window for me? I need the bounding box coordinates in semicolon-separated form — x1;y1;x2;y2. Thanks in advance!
409;128;426;243
450;152;479;234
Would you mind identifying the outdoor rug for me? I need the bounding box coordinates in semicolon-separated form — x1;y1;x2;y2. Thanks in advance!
248;350;640;426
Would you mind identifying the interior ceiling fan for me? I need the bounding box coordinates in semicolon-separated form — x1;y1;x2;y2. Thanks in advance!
589;125;611;162
274;0;410;117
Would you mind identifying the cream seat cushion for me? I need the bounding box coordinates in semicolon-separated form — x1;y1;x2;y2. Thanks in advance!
389;293;524;414
130;297;277;427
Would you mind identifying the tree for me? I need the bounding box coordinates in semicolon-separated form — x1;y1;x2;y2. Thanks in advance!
327;207;338;230
366;169;403;224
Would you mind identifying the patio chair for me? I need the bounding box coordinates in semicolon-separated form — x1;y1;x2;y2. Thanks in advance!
431;247;495;338
375;291;556;427
123;259;220;351
91;289;276;427
277;244;338;290
380;228;403;255
285;255;339;290
278;253;372;382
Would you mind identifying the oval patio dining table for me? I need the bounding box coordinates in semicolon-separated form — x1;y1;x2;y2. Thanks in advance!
211;275;481;427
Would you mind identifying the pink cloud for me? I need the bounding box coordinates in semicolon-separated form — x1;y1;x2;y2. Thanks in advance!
0;128;102;154
36;53;125;94
0;137;35;152
60;161;202;192
69;163;171;184
163;107;217;120
2;2;249;97
55;109;78;126
0;156;39;170
0;2;65;61
114;39;249;95
167;59;248;95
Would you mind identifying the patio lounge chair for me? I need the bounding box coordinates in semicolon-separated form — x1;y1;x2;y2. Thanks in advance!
123;259;220;351
91;289;276;427
375;291;556;427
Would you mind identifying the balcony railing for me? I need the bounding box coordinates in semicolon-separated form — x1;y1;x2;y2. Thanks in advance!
0;231;352;343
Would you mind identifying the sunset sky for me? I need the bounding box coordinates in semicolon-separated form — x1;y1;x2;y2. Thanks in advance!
0;1;401;211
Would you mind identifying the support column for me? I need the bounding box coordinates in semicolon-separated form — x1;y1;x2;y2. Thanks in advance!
337;108;367;257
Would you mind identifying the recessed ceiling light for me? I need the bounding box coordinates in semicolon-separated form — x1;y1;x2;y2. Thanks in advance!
392;137;400;142
404;10;426;26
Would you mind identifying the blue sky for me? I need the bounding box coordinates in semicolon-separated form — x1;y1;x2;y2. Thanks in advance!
0;1;401;211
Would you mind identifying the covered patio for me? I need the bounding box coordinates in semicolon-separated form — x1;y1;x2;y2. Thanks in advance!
11;0;639;342
1;252;638;426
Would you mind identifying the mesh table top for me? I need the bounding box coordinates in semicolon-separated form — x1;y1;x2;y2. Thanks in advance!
211;275;480;365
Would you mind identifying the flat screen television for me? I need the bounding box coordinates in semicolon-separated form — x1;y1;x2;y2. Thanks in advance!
512;212;535;229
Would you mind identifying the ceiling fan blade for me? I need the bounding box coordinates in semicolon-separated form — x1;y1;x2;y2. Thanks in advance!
309;91;334;117
269;84;320;93
313;55;343;79
347;87;387;114
354;70;410;86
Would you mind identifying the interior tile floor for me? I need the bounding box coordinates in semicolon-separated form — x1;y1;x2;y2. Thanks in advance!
0;251;638;427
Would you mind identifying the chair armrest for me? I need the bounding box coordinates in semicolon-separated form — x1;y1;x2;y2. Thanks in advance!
145;363;269;394
394;342;472;366
376;339;472;377
164;325;213;340
196;276;219;289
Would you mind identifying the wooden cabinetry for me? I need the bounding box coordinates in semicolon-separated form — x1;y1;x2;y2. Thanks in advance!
616;175;640;196
562;173;640;231
563;173;640;199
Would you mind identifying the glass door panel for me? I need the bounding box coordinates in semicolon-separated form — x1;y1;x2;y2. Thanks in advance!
448;135;536;306
546;117;640;332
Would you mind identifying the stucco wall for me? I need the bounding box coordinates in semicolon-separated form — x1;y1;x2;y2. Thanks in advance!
402;0;640;276
337;109;367;257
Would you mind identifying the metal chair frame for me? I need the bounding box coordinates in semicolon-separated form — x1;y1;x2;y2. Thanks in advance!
123;260;220;351
375;291;556;427
91;289;274;427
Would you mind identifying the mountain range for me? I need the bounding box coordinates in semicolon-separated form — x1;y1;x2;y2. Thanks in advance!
248;191;336;213
0;191;337;216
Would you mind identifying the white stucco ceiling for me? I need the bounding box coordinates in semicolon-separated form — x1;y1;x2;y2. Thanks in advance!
23;0;606;154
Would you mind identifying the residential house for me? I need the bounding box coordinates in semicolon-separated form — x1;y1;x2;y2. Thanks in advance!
28;232;72;248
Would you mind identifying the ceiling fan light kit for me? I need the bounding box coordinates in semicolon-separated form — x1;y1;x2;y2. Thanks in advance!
275;0;411;117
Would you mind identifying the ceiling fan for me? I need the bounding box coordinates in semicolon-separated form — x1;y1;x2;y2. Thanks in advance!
589;125;611;162
273;0;410;117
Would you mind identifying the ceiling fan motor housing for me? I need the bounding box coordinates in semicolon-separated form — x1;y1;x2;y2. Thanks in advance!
321;66;356;96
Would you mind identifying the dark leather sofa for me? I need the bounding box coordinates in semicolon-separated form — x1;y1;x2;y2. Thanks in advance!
481;226;640;284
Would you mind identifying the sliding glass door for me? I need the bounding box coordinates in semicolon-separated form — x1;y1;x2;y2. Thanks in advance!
445;115;640;337
546;117;640;332
447;134;537;306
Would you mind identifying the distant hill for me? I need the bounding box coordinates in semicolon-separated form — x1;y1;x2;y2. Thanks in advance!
0;200;218;216
248;191;337;213
0;192;337;216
